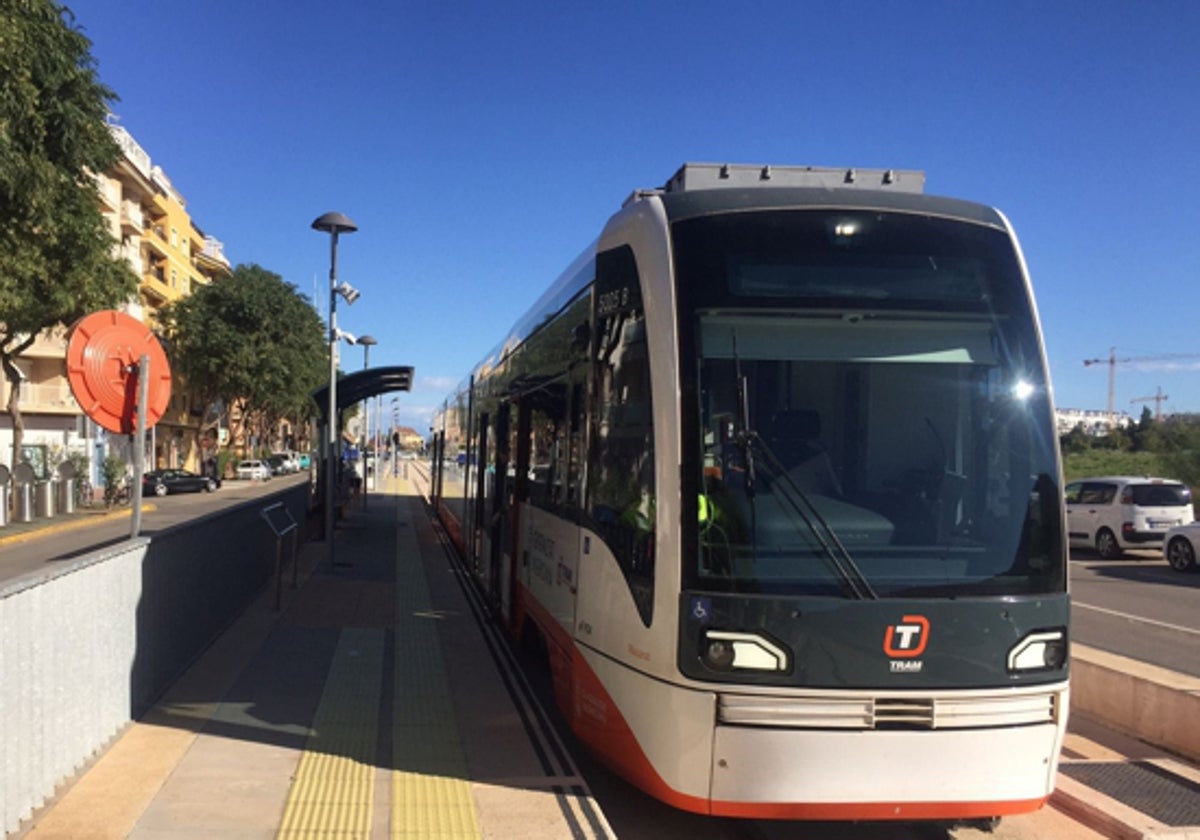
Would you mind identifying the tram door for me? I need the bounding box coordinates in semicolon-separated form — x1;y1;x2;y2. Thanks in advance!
509;398;534;630
482;407;509;616
485;400;527;624
469;415;488;580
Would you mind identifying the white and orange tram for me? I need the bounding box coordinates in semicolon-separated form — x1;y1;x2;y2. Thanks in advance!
430;163;1069;822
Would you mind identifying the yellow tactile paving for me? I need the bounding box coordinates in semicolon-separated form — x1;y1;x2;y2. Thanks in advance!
392;506;482;840
383;469;416;497
277;627;384;840
393;772;481;838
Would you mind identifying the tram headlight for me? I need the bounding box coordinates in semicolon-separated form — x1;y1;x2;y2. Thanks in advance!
1006;629;1067;673
702;630;789;673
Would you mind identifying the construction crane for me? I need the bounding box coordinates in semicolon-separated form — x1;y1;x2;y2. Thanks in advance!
1131;386;1169;422
1083;348;1200;423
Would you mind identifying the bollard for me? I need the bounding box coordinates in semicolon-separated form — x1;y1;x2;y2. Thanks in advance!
57;477;76;514
35;480;55;518
15;483;33;523
0;484;8;527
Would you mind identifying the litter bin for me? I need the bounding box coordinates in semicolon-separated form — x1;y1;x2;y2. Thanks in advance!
35;480;55;518
57;477;76;514
15;482;33;523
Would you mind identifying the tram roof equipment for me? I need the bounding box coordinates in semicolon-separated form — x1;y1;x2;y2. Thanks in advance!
626;162;926;207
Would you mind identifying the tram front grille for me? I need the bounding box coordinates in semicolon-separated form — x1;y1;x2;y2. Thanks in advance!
717;691;1058;730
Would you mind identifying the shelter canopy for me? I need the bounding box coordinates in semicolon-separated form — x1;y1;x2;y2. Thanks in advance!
310;365;414;422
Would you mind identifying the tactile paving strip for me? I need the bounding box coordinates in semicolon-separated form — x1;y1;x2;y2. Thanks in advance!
1059;761;1200;827
277;627;385;839
392;511;482;839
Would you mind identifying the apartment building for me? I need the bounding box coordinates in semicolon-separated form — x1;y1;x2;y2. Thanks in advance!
0;123;230;484
1055;407;1134;437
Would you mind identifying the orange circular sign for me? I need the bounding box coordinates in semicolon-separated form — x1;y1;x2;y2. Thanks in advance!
66;310;172;434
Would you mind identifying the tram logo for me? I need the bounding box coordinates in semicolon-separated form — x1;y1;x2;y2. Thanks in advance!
883;614;930;659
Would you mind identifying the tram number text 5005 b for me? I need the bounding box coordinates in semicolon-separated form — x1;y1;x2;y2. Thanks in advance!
597;286;631;317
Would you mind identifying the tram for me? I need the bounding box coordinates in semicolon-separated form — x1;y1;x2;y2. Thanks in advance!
429;163;1069;821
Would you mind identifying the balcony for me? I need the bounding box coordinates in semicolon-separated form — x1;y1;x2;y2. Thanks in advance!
143;226;170;258
14;379;79;415
121;243;144;274
195;244;231;276
145;197;168;220
120;200;145;233
95;176;121;211
19;329;68;359
140;279;169;307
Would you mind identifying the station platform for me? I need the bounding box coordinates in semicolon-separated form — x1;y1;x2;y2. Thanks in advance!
15;472;615;839
10;471;1200;840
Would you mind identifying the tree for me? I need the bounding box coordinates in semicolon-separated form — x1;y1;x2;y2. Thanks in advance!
158;263;327;456
1129;405;1164;453
0;0;138;465
1155;416;1200;488
1059;423;1092;456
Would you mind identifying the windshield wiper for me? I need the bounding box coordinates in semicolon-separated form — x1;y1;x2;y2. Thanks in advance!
749;434;879;601
724;328;873;598
732;334;759;555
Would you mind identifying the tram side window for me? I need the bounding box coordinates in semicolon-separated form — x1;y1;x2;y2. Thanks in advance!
587;245;655;626
530;378;586;512
528;391;568;511
566;375;586;506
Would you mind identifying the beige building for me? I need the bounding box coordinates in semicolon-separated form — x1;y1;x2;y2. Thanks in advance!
0;122;230;483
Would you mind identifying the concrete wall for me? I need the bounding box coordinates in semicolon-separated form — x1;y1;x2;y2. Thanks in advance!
0;485;309;836
1071;644;1200;764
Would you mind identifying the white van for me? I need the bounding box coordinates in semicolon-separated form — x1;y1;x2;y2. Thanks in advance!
1064;476;1194;558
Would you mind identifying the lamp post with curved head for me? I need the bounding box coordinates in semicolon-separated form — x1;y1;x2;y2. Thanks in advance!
355;334;377;504
356;334;377;370
312;211;357;568
391;396;400;476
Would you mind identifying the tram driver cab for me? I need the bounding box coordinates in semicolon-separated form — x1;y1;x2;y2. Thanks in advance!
768;408;843;497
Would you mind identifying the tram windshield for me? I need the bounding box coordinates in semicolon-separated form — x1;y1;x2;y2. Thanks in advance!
674;209;1065;598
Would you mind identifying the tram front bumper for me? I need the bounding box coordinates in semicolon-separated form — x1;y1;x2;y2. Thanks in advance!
708;721;1062;821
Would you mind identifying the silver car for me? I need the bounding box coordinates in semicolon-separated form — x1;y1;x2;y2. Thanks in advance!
1163;521;1200;572
235;459;271;481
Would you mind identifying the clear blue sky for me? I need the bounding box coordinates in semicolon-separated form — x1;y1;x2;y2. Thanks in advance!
65;0;1200;432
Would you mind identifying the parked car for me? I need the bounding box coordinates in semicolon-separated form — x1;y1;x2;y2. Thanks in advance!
1162;522;1200;572
236;460;272;481
269;451;300;473
142;468;218;496
1064;476;1195;558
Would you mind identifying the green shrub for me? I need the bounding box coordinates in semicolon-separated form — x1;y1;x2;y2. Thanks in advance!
64;450;90;480
101;455;127;507
217;450;238;479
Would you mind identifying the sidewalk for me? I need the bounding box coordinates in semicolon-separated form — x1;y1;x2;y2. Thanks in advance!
0;498;145;548
15;473;614;839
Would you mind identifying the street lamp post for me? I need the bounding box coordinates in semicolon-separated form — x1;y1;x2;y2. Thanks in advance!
312;211;358;569
355;334;377;505
391;396;400;476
